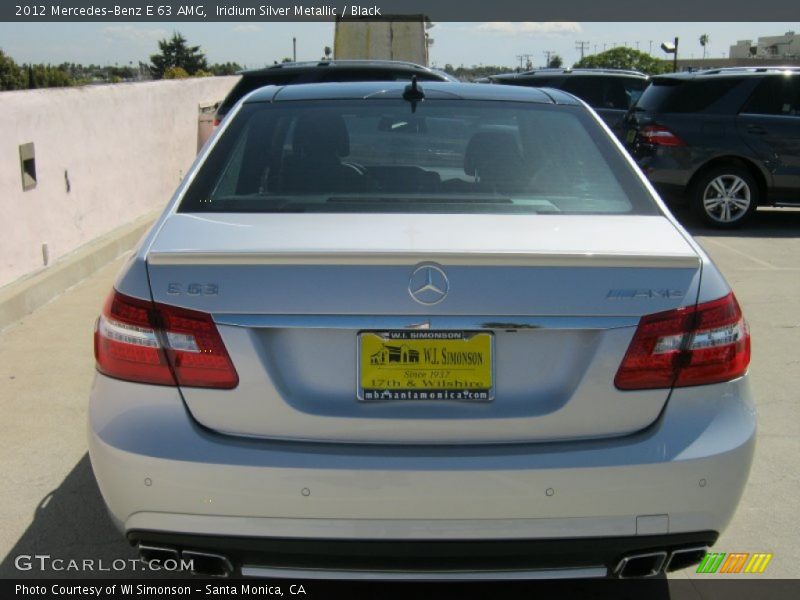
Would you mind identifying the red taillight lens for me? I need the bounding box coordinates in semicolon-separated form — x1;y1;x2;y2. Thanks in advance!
94;290;238;389
212;118;221;127
157;303;239;388
615;293;750;390
640;124;686;147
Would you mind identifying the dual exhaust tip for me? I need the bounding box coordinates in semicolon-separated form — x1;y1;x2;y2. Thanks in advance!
614;546;708;579
139;543;709;579
138;544;233;577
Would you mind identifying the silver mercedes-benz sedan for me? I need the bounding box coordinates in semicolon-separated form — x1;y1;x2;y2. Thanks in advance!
89;81;755;579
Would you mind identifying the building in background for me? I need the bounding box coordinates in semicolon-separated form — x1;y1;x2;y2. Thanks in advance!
729;31;799;59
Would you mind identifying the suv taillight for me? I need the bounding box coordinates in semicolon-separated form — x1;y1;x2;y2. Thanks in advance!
94;290;238;389
639;124;686;147
615;293;750;390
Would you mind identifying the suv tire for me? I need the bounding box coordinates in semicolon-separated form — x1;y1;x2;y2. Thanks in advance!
691;166;758;228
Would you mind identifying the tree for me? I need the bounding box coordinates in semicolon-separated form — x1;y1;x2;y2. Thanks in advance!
163;66;189;79
209;62;242;76
149;32;208;79
573;47;669;75
23;63;73;88
548;54;563;68
0;49;25;91
700;34;710;59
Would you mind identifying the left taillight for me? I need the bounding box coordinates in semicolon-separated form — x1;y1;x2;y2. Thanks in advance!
94;290;238;389
639;124;686;147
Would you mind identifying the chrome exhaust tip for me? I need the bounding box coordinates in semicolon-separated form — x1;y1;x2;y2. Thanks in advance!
182;549;234;577
665;546;708;572
138;544;180;564
614;550;668;578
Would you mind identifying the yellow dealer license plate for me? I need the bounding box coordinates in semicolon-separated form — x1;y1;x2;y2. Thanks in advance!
358;331;494;402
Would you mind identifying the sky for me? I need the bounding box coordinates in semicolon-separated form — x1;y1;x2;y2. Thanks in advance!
0;22;798;69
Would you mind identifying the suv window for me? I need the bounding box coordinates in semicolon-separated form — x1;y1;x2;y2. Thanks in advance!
182;100;657;216
636;78;744;113
559;77;606;108
514;76;646;110
741;75;800;116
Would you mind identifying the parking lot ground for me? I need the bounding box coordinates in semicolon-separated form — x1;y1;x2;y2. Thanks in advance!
0;207;798;582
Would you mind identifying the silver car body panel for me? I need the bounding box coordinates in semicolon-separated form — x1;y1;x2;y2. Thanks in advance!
89;372;755;537
142;213;703;444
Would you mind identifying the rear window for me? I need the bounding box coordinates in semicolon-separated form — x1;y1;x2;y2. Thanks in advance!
182;99;657;216
636;77;743;113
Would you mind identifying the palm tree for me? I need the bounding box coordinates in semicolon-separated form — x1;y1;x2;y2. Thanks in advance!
700;34;710;59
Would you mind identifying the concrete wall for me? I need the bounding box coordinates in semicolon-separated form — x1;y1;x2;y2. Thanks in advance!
0;77;238;289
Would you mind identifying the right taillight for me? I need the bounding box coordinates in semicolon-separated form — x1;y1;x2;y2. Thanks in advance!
94;289;238;389
639;124;686;147
615;292;750;390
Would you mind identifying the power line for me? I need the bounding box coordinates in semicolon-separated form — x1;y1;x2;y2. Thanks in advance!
515;54;534;70
575;40;590;60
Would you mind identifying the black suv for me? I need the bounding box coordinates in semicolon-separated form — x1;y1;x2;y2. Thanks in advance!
198;60;456;148
624;67;800;227
215;60;456;125
478;68;649;131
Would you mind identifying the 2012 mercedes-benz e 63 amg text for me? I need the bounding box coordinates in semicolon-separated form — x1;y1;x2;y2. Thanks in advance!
89;80;755;579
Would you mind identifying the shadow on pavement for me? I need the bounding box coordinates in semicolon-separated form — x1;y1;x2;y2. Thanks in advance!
0;454;177;579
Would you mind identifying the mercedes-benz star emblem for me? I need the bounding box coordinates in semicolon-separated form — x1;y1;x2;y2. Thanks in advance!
408;264;449;305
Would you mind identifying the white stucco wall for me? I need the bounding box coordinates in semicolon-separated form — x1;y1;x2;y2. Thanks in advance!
0;77;238;288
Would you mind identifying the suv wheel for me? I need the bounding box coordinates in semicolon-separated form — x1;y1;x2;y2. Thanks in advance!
691;167;758;228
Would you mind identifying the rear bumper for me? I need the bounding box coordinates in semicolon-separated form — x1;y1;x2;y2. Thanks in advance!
88;373;756;573
129;530;717;579
630;146;693;194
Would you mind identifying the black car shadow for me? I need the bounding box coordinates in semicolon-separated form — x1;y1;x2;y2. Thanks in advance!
0;454;176;579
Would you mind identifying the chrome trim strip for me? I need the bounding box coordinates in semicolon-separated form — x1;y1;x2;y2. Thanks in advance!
148;251;700;269
240;565;608;580
212;314;640;330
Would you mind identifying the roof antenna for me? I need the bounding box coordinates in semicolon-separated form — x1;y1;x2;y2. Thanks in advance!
403;76;425;112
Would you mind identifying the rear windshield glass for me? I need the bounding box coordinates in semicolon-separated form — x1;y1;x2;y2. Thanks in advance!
181;99;657;215
636;78;742;113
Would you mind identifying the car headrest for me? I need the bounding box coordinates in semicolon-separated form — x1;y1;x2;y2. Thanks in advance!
293;113;350;158
464;131;524;180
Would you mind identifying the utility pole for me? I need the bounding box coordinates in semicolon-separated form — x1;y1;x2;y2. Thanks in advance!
292;37;297;62
649;40;653;55
543;50;555;67
575;40;590;60
516;54;534;70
